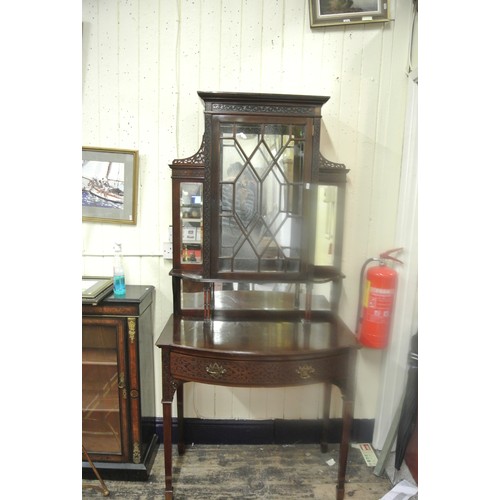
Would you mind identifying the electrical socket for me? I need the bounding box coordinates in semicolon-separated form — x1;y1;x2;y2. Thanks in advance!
163;242;173;259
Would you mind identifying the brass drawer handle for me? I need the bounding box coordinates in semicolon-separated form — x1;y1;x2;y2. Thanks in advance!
206;362;226;379
296;365;316;380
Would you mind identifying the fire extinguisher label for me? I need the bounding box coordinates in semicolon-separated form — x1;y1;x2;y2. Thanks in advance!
364;283;395;324
362;281;371;308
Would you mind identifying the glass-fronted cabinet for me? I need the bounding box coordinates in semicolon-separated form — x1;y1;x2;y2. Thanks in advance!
82;285;157;481
169;92;348;317
180;182;203;264
82;318;129;458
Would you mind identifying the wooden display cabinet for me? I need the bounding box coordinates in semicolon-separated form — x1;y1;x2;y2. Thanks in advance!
157;92;359;500
82;285;157;481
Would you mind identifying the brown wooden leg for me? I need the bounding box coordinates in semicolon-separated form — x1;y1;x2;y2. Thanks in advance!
162;398;174;499
321;383;332;453
82;445;110;497
161;348;176;500
177;382;185;455
337;398;353;500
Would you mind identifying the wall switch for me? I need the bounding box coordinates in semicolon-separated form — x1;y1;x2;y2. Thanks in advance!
163;242;173;259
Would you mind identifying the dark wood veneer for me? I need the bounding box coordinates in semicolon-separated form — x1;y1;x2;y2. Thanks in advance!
157;92;358;500
82;285;158;481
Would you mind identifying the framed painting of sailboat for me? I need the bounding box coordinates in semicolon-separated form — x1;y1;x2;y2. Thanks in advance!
82;147;139;224
309;0;389;27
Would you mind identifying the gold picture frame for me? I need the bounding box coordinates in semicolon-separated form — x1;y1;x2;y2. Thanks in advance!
82;146;139;224
309;0;389;28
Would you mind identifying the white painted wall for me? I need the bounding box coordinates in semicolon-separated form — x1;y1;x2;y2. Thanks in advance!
82;0;416;421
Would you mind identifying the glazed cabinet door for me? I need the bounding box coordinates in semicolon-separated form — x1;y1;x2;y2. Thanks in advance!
180;181;203;266
211;117;314;280
82;316;130;462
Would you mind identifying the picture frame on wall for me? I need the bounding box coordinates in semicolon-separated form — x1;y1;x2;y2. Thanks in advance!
82;146;139;224
309;0;389;28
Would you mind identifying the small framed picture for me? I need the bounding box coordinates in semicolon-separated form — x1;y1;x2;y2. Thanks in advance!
309;0;389;28
82;147;139;224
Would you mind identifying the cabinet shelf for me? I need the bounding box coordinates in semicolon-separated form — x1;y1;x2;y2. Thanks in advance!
83;389;120;412
82;348;117;365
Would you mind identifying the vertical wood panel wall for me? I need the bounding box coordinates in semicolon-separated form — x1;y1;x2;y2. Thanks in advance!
82;0;415;420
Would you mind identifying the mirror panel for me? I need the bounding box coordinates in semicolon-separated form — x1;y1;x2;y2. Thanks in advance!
314;185;338;266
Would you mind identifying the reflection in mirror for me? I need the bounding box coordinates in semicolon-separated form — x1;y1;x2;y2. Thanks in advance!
314;185;340;309
314;185;338;266
212;281;332;312
180;279;204;310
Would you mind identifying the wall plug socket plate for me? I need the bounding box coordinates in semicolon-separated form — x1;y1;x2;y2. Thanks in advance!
163;242;173;259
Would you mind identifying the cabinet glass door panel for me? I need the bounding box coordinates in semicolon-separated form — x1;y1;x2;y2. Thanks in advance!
180;182;203;264
82;323;124;456
218;122;305;274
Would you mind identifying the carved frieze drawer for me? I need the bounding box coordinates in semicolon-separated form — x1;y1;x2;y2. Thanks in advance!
170;351;348;387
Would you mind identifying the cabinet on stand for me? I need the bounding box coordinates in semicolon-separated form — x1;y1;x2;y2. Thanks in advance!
82;285;158;481
156;92;360;500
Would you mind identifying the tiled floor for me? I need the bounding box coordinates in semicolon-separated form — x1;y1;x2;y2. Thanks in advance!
82;443;417;499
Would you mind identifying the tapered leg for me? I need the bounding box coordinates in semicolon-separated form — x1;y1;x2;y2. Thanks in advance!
162;399;174;499
321;383;332;453
161;347;176;500
177;382;185;455
337;398;354;500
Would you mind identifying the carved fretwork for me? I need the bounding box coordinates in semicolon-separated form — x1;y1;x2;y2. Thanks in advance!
319;153;346;171
171;352;349;387
212;103;312;115
164;378;179;402
172;135;207;166
202;116;212;277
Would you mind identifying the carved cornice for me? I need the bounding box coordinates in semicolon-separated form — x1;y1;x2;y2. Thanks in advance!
212;103;312;116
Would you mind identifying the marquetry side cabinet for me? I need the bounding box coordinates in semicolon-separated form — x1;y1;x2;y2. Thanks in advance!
82;285;157;481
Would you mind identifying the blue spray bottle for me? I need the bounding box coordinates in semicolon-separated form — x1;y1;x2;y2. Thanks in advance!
113;243;126;296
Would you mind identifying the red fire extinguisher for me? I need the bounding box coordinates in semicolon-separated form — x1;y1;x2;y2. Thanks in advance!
357;248;403;349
